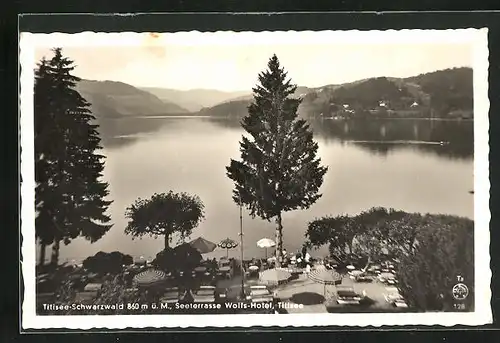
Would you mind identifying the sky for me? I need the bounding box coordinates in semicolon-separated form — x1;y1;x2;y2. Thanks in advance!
33;33;473;92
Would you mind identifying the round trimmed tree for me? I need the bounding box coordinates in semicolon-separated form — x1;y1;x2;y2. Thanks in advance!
125;191;205;249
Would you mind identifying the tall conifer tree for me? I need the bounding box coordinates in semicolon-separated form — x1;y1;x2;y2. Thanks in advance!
34;48;112;265
226;55;328;265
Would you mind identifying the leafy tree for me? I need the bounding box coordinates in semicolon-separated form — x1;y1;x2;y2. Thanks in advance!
305;208;405;263
34;48;112;265
396;215;474;311
82;251;133;274
153;244;203;295
352;207;413;260
306;207;474;311
226;55;328;265
153;243;202;274
305;215;358;261
125;191;205;249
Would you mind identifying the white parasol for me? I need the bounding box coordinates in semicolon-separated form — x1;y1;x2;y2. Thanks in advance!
256;238;276;259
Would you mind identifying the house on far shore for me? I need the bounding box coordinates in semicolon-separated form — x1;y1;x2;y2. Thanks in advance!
448;109;473;119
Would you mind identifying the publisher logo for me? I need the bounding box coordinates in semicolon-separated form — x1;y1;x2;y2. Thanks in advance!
452;283;469;301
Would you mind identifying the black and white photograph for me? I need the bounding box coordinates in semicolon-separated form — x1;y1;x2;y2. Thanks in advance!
20;29;490;329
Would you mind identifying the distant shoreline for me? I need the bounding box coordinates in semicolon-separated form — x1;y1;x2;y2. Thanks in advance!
320;117;473;122
109;114;474;122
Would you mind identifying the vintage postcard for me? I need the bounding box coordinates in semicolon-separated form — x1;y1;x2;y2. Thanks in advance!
20;29;491;329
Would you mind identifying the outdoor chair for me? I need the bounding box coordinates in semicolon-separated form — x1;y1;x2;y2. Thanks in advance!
193;286;216;303
160;287;180;304
383;287;408;308
247;285;273;303
336;286;363;305
124;287;139;295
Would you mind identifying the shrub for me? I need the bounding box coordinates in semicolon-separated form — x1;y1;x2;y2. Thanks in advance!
82;251;133;274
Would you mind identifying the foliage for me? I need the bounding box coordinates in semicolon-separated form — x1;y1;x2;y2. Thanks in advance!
88;275;144;314
305;207;474;311
152;244;202;294
82;251;133;274
152;243;202;274
298;67;472;119
41;274;144;315
226;54;328;264
152;248;176;272
125;191;205;249
396;215;474;311
199;100;251;119
34;48;112;265
305;208;405;260
304;215;358;261
331;77;414;110
406;67;473;116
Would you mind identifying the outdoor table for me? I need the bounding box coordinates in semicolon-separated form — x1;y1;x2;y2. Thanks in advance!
249;265;259;271
84;283;102;292
87;273;99;280
194;266;207;273
350;270;363;278
219;266;231;273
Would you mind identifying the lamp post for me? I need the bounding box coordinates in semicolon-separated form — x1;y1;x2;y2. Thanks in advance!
238;193;245;300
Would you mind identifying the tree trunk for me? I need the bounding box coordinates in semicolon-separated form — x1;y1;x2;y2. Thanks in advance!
38;242;46;266
164;234;169;250
363;256;371;272
51;239;60;265
275;212;283;267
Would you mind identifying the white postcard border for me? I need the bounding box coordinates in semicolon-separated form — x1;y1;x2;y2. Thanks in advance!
20;28;491;329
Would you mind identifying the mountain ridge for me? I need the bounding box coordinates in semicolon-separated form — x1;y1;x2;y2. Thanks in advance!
76;79;189;118
198;67;473;119
76;67;473;120
139;87;249;112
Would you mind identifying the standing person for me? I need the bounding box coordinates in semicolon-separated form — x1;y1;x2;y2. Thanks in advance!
301;245;307;257
282;249;288;266
305;264;311;274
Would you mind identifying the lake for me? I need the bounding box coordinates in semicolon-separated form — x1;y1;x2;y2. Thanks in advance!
48;116;474;263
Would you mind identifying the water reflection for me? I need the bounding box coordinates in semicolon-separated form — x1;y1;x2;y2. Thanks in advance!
204;117;473;160
97;116;473;161
309;119;473;160
97;116;207;149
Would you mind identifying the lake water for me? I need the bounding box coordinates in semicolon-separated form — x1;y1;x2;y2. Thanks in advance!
48;117;474;263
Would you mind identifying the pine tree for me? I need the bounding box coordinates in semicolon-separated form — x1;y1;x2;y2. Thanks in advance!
226;55;328;266
34;48;112;266
34;57;58;265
